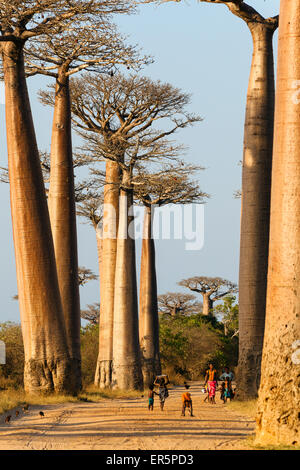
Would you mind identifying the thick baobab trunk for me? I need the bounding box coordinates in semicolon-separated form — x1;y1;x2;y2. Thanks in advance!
202;294;213;316
139;206;161;387
256;1;300;446
112;175;143;390
237;23;277;399
48;71;81;392
94;161;119;388
2;42;74;394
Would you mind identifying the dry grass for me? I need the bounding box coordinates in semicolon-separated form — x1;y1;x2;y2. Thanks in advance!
245;435;300;451
0;389;80;414
82;385;143;400
0;386;144;416
226;399;257;419
226;401;300;450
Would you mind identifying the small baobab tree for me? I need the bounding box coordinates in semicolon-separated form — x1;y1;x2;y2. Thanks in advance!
0;0;126;394
179;276;238;317
255;0;300;447
158;293;202;317
70;73;201;389
78;267;98;287
81;304;100;325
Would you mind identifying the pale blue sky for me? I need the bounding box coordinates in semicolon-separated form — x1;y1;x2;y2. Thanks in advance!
0;0;280;322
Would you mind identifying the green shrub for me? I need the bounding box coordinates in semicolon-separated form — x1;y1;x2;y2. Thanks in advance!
159;313;238;382
80;323;99;386
0;322;24;388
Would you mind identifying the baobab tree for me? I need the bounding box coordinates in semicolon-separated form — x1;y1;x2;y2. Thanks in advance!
133;163;207;385
77;186;114;389
81;304;100;325
158;293;202;317
78;267;98;287
255;0;300;447
163;0;279;398
77;193;103;332
0;0;128;394
70;73;201;389
32;14;140;389
179;277;238;316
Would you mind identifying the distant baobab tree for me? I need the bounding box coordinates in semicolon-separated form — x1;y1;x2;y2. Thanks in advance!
0;0;127;394
179;277;238;317
158;293;202;317
78;267;98;287
81;304;100;325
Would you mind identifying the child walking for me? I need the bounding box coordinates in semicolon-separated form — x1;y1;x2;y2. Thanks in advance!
181;384;194;417
224;379;233;403
148;385;158;411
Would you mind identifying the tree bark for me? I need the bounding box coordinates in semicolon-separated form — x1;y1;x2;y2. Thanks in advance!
48;70;82;393
237;22;277;399
2;42;74;394
202;294;213;316
94;160;119;388
255;0;300;446
112;172;143;390
139;206;161;387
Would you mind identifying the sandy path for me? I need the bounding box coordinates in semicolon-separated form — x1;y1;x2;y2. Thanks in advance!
0;383;255;450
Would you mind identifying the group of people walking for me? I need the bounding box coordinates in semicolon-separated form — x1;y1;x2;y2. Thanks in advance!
147;365;235;415
204;364;235;404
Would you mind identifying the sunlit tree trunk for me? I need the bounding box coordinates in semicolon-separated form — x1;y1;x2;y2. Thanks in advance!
94;160;119;388
202;294;213;316
48;70;81;392
139;205;161;387
2;42;74;394
256;0;300;446
237;22;277;399
112;171;143;390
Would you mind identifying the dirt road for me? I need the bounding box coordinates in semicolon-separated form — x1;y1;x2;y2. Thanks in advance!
0;383;255;450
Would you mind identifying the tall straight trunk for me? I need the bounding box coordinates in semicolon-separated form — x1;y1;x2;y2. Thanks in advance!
256;0;300;446
202;294;213;316
2;42;74;394
94;160;119;388
48;70;81;392
139;205;161;387
112;173;143;390
237;22;277;399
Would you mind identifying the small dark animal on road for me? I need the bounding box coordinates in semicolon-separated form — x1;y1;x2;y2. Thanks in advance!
15;411;20;417
5;415;11;424
23;404;29;411
39;411;44;417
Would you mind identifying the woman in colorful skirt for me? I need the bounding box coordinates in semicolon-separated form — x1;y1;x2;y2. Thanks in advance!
204;363;218;404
